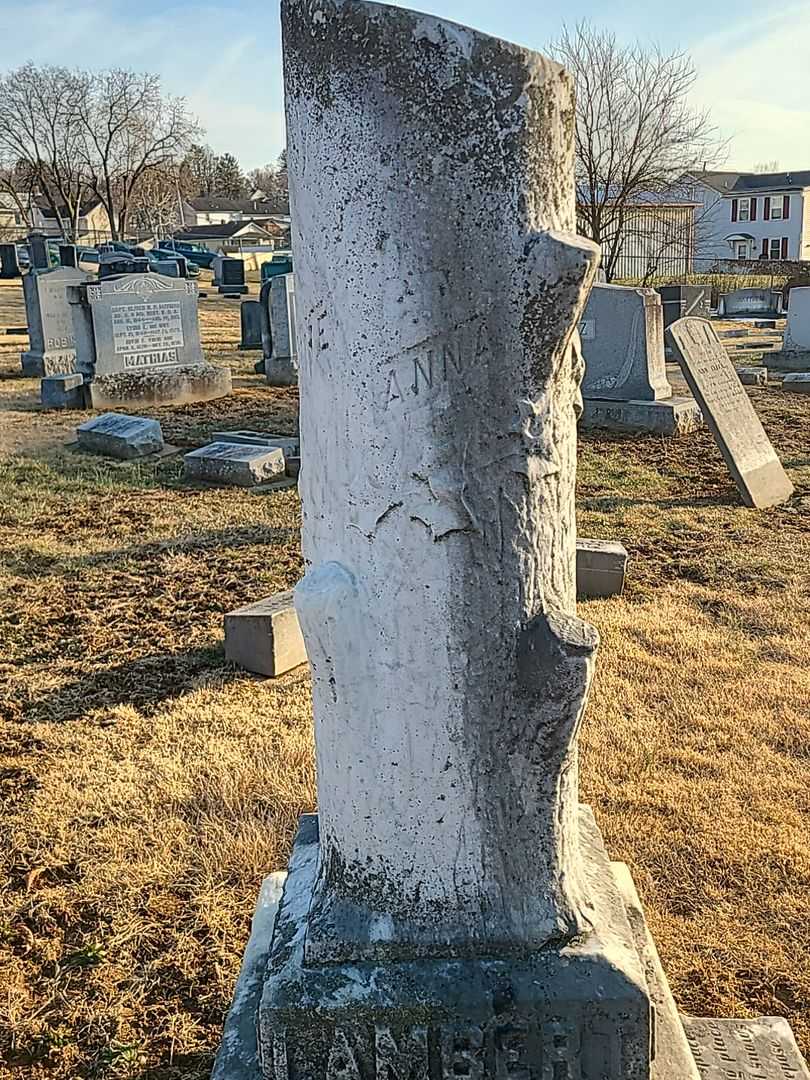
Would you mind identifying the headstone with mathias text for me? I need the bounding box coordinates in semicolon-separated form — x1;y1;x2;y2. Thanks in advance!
580;282;701;434
0;243;21;278
238;299;262;350
21;265;90;376
667;317;794;508
68;272;232;409
76;413;164;459
265;272;297;386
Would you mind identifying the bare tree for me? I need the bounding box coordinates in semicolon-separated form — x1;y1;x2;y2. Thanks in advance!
77;70;200;239
551;24;723;280
247;150;288;204
128;162;195;240
752;160;780;174
0;64;92;240
184;142;219;196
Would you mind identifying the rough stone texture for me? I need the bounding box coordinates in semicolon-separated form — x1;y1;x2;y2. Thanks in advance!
89;365;232;409
581;283;671;401
580;396;702;435
21;266;90;377
655;285;711;332
224;591;308;676
259;810;652;1079
265;274;298;386
76;413;165;459
576;538;628;599
41;372;85;409
718;288;782;318
239;300;263;350
0;243;20;278
667;318;794;508
737;366;768;386
184;442;286;487
782;373;810;394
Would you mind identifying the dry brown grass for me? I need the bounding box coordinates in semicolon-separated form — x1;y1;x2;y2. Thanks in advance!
0;278;808;1077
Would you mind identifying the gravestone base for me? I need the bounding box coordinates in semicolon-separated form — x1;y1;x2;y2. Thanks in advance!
581;396;702;435
21;350;76;378
88;364;232;410
265;358;298;386
41;373;85;409
218;285;249;297
767;350;810;372
737;367;768;386
782;373;810;395
214;814;810;1080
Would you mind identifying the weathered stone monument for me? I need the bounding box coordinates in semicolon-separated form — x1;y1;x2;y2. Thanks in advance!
239;299;263;350
215;4;810;1078
769;286;810;371
68;272;231;408
21;265;90;376
0;243;20;278
265;273;297;386
668;318;794;508
718;288;782;318
580;283;701;434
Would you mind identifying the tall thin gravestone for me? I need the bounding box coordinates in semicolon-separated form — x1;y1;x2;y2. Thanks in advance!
265;273;297;385
215;3;810;1078
0;243;20;278
27;233;50;270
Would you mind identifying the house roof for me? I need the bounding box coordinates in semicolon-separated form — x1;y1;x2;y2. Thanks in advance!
36;196;103;218
187;195;290;215
694;170;810;194
173;220;278;240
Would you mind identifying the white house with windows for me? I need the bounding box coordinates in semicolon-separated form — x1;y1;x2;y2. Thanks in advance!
685;170;810;264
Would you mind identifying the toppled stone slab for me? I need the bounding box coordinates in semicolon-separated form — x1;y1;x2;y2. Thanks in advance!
89;364;232;410
41;372;85;410
576;539;628;599
737;367;768;386
184;442;286;487
224;591;307;677
581;396;702;435
77;413;164;459
782;373;810;394
212;430;300;457
681;1017;810;1080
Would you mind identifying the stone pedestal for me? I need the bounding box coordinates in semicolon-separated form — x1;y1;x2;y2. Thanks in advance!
215;3;810;1078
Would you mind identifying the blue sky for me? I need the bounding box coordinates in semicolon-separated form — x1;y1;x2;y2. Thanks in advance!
3;0;809;172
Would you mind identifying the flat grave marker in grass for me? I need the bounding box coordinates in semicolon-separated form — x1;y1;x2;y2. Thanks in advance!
667;317;794;509
76;413;165;459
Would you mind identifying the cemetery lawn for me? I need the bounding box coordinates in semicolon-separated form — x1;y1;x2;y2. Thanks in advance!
0;275;807;1078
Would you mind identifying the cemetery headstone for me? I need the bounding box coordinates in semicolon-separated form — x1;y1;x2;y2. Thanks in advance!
27;233;50;270
576;538;628;599
41;371;85;409
258;278;272;362
76;413;164;458
183;442;286;486
21;265;91;377
719;288;782;318
265;272;297;386
656;284;711;331
667;317;794;508
69;272;232;408
216;257;248;296
769;286;810;371
214;5;810;1079
737;366;768;386
0;243;20;278
58;244;78;268
580;283;702;434
782;373;810;394
224;591;307;677
238;299;262;350
150;259;181;278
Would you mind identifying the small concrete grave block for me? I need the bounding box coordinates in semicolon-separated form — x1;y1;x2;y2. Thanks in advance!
668;318;794;508
580;282;702;434
576;538;628;599
239;300;263;350
737;366;767;386
782;373;810;394
656;284;711;331
769;286;810;371
0;243;21;278
224;591;307;677
71;273;231;408
76;413;164;459
183;442;285;487
21;266;90;377
41;372;85;409
265;273;298;385
719;288;782;318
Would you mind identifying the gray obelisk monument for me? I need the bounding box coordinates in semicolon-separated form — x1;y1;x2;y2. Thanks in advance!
214;3;810;1078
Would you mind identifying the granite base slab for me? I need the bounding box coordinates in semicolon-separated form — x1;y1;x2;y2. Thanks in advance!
768;350;810;372
88;365;232;409
581;396;703;435
213;814;810;1080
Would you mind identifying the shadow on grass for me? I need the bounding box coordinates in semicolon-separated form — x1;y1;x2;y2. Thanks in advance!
581;491;741;512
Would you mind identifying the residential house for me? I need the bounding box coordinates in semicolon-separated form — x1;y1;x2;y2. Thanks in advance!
180;195;290;233
686;171;810;264
32;197;113;244
172;218;287;254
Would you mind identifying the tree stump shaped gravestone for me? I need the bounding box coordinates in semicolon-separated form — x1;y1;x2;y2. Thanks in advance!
214;2;810;1078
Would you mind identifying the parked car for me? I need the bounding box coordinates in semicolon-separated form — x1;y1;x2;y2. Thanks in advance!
158;239;216;270
151;248;200;278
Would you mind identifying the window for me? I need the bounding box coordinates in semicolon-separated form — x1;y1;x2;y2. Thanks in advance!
735;241;749;260
770;197;783;220
765;237;789;260
738;198;750;222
